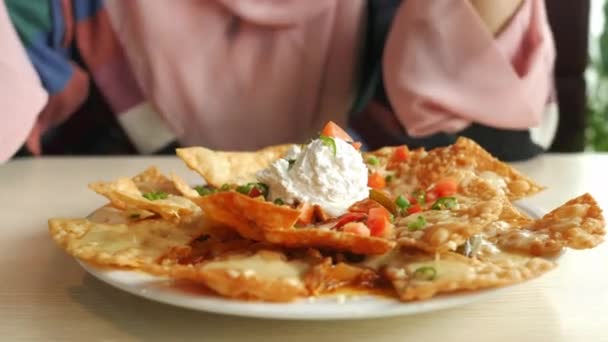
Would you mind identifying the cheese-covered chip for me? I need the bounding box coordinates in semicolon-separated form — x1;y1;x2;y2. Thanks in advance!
89;178;200;220
415;137;544;200
394;173;503;253
48;217;208;267
147;250;311;302
491;193;605;256
384;250;555;301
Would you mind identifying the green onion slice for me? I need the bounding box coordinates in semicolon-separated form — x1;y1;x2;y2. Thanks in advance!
274;198;285;205
413;266;437;281
319;135;337;156
431;197;458;210
408;215;427;231
367;156;379;165
142;191;168;201
194;185;216;196
395;195;410;210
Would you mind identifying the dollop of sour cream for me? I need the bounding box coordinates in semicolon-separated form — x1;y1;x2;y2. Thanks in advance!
257;137;369;217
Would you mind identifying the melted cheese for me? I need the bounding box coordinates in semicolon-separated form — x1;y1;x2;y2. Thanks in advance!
407;260;475;282
203;253;309;281
78;220;197;258
479;171;507;193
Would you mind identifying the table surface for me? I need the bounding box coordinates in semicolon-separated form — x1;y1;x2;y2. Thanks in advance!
1;154;607;342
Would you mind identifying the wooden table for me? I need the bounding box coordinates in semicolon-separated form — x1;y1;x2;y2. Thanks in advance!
1;154;607;342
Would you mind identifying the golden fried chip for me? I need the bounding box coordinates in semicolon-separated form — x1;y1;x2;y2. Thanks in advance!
265;228;395;255
394;174;503;253
170;173;200;198
492;193;605;256
176;145;292;187
194;192;394;255
193;192;300;240
415;137;544;200
147;250;311;302
384;250;555;301
89;178;200;220
132;166;179;194
48;217;208;268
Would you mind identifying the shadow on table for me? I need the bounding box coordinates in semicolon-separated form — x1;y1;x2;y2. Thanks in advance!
66;274;564;342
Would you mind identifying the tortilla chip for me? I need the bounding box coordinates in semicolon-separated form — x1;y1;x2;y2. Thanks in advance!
132;166;179;194
170;173;200;198
414;137;544;200
147;250;311;302
384;250;555;301
194;192;395;254
394;173;504;253
265;228;395;255
48;217;208;268
193;191;300;240
492;193;605;256
89;178;200;220
176;144;293;187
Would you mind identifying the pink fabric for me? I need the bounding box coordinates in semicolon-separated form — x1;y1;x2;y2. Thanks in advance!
0;0;555;162
384;0;555;137
0;0;48;161
105;0;365;150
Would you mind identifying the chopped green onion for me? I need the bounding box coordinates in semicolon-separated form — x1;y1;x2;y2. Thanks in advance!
389;213;395;223
431;197;458;210
385;174;394;183
413;266;437;281
194;185;216;196
413;190;426;205
319;135;337;156
274;198;285;205
367;156;379;165
219;184;231;191
408;215;427;231
142;191;168;201
395;195;410;210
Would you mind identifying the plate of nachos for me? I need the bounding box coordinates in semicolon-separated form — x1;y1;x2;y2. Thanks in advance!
48;122;606;319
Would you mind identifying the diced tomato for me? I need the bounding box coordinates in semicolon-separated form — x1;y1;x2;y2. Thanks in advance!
336;212;367;227
342;222;371;237
320;121;362;150
392;146;409;163
368;172;386;189
367;207;392;237
321;121;353;142
248;187;262;198
433;177;458;197
297;203;315;225
407;204;422;215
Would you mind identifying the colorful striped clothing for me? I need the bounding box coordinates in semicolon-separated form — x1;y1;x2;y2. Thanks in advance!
1;0;556;162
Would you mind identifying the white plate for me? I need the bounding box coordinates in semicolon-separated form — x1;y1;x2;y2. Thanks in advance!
79;201;546;320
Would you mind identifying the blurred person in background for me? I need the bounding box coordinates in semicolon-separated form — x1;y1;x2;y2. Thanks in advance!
0;0;555;163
